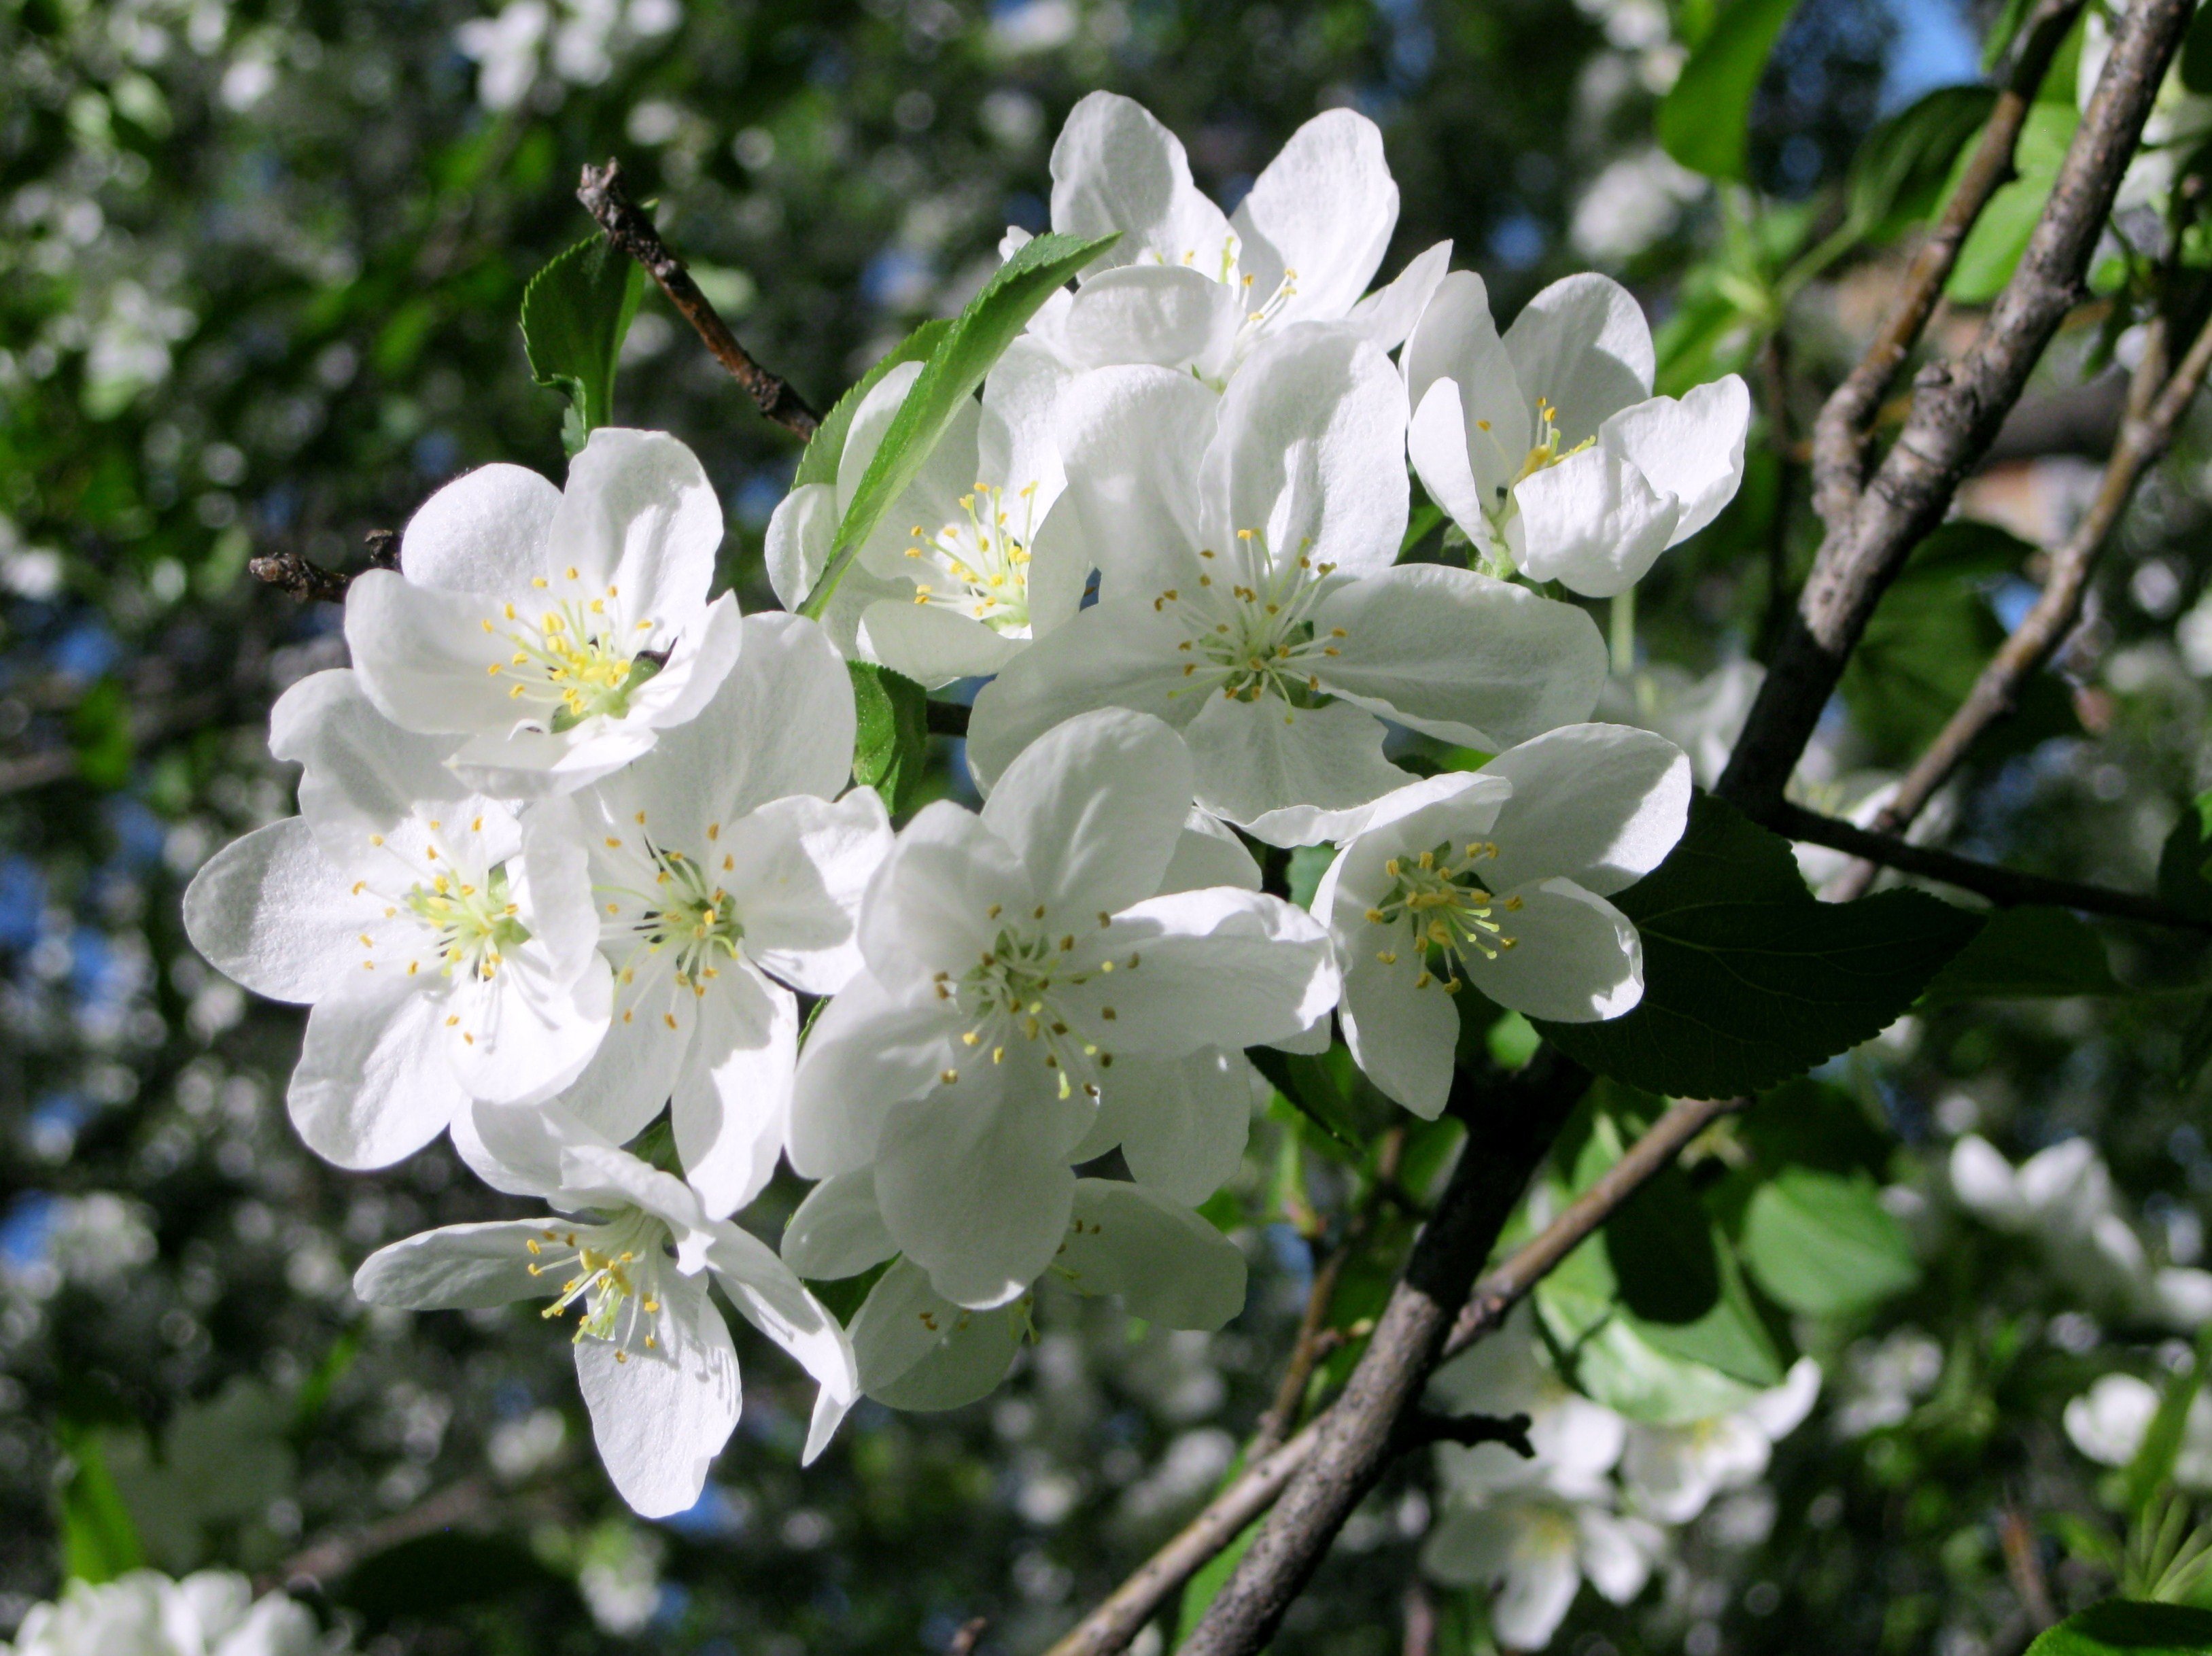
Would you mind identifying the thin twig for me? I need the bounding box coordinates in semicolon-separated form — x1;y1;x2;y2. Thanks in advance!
576;160;819;440
1772;800;2212;929
1392;1409;1534;1457
2001;1502;2058;1629
948;1616;991;1656
1810;0;2088;528
273;1476;494;1589
249;526;399;606
1400;1580;1437;1656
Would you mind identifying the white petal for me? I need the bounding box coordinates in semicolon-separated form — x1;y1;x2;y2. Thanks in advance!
1315;564;1610;748
979;335;1077;502
837;362;927;519
1054;364;1216;601
1463;878;1642;1024
456;1097;602;1198
699;1220;859;1464
343;570;523;738
352;1220;555;1309
443;946;612;1106
1478;723;1692;896
765;481;837;617
673;961;795;1218
1050;91;1237;269
1107;1047;1254;1205
980;706;1194;922
1336;932;1458;1120
608;589;746;739
1500;272;1655;443
2066;1374;2159;1466
574;1270;739;1517
850;1257;1020;1409
514;793;604;977
1602;376;1751;546
1404;271;1528;516
396;462;563;594
1181;691;1410;845
554;960;691;1150
1948;1135;2025;1226
857;600;1024;689
781;1169;899;1281
1576;1508;1660;1604
730;791;893;996
1025;500;1092;637
289;972;469;1169
1508;442;1680;598
1156;810;1262;895
854;801;1033;993
549;427;723;610
1057;264;1244;376
1347;239;1453;353
1062;1178;1247;1328
269;669;479;852
1231;107;1398;324
183;818;360;1004
1209;329;1408;581
1744;1356;1823;1440
787;971;959;1178
638;610;841;826
556;1143;712;1237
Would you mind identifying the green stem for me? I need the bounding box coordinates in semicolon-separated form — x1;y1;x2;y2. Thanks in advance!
1609;587;1636;677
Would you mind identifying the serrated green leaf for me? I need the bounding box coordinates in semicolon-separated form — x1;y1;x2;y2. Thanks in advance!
846;661;931;815
1920;905;2118;1003
1848;84;2001;242
1741;1167;1920;1317
2024;1600;2212;1656
1657;0;1805;182
1533;794;1983;1099
793;319;952;493
520;233;644;455
800;231;1114;619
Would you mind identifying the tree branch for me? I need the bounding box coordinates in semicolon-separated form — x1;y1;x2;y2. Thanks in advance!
1810;0;2088;528
576;160;820;441
1771;800;2212;929
1391;1409;1534;1457
249;526;399;605
273;1475;493;1589
1720;0;2193;816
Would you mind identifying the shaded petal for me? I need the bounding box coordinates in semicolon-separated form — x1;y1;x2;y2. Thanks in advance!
1025;500;1092;637
787;972;959;1178
1062;1178;1247;1328
555;959;691;1150
1157;810;1262;895
979;335;1077;500
1232;107;1398;324
1095;1047;1254;1207
270;669;480;856
854;801;1033;992
1317;565;1606;748
343;570;529;738
1464;878;1641;1024
700;1220;859;1464
1577;1509;1661;1604
457;1097;605;1200
850;1257;1020;1409
765;481;837;617
1058;264;1244;376
1509;442;1680;598
673;961;795;1218
1500;272;1655;443
781;1169;898;1281
352;1220;555;1309
574;1270;739;1517
1479;723;1693;896
1182;691;1410;845
289;971;469;1169
857;600;1024;689
1404;271;1529;515
183;818;364;1004
1050;90;1237;269
731;790;893;996
1336;930;1458;1120
1347;238;1453;353
443;946;612;1106
396;463;561;594
1054;365;1215;601
1604;375;1751;547
551;427;723;612
965;599;1198;791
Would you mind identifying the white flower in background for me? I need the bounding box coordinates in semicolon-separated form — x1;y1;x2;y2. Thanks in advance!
784;1171;1248;1410
0;1570;332;1656
1619;1358;1820;1524
1950;1135;2212;1328
345;428;740;796
1313;724;1691;1118
969;328;1608;846
1568;147;1707;266
183;670;610;1169
1833;1327;1943;1438
787;709;1337;1308
767;343;1084;686
2079;5;2212;213
455;0;549;109
1031;91;1451;383
457;0;683;110
1423;1485;1665;1651
558;613;892;1217
1429;1304;1629;1499
1597;658;1763;789
359;1103;857;1517
1404;271;1750;596
2064;1371;2212;1491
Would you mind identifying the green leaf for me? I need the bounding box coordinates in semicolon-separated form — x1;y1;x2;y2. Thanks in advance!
1740;1167;1920;1316
2182;997;2212;1088
2157;798;2212;922
1608;1168;1786;1385
1533;794;1983;1100
2126;1330;2212;1519
2182;2;2212;94
519;232;645;456
56;1424;145;1583
2024;1600;2212;1656
1657;0;1805;182
793;319;952;492
1738;1078;1894;1177
1946;102;2079;303
1920;905;2118;1002
1848;84;2001;242
801;231;1115;619
1249;1046;1365;1152
846;661;931;815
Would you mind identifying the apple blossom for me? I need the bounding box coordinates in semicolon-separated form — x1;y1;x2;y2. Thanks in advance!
1313;723;1691;1118
1404;271;1750;596
1617;1358;1820;1524
345;426;741;795
1421;1484;1665;1651
766;343;1084;685
182;669;610;1169
0;1571;331;1656
2066;1371;2212;1492
1029;91;1450;383
787;708;1337;1308
967;328;1608;846
357;1101;858;1517
557;612;893;1216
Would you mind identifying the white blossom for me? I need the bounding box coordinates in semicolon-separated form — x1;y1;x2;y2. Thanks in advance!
968;327;1608;846
358;1102;857;1517
1313;725;1691;1118
0;1571;330;1656
345;427;740;796
183;670;610;1169
767;343;1084;686
787;708;1336;1307
1619;1358;1820;1524
2065;1371;2212;1492
1405;271;1750;596
1422;1486;1665;1650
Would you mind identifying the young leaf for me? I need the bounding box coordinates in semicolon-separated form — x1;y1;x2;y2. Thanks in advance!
1946;102;2079;304
56;1424;145;1584
1920;905;2118;1003
793;319;952;493
1657;0;1805;182
519;232;646;456
2024;1600;2212;1656
846;661;931;816
1533;794;1983;1099
800;230;1113;619
1848;84;2001;242
1740;1167;1920;1316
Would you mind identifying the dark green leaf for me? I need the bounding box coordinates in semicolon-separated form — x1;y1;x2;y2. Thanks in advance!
1946;103;2079;303
2181;997;2212;1088
1249;1046;1364;1152
71;676;132;789
2182;2;2212;94
1286;844;1335;911
846;661;931;815
1741;1167;1920;1316
1920;905;2118;1003
1848;84;2001;241
335;1532;582;1623
1534;795;1983;1099
1657;0;1805;181
2158;799;2212;922
2024;1600;2212;1656
56;1424;145;1584
519;233;644;455
1738;1078;1894;1177
793;319;952;492
801;231;1114;619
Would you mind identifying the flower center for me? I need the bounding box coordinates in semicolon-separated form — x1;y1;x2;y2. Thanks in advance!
1137;240;1298;375
404;863;530;982
602;832;744;1007
1363;840;1522;991
905;483;1039;634
480;568;666;732
1156;529;1349;713
530;1208;668;1361
929;905;1133;1099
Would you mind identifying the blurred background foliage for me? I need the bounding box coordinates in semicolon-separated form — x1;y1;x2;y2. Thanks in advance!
16;0;2212;1651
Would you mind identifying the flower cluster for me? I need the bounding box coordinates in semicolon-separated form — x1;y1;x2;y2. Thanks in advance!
186;93;1732;1513
0;1570;339;1656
